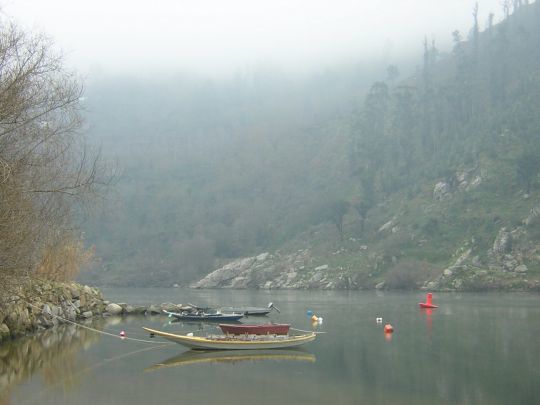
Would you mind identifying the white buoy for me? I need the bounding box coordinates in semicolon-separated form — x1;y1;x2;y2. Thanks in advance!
318;317;323;324
187;332;194;337
376;317;383;323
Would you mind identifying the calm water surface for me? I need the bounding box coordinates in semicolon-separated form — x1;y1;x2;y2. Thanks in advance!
2;289;540;405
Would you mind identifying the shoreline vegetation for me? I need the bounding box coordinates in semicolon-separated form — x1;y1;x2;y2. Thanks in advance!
0;5;108;343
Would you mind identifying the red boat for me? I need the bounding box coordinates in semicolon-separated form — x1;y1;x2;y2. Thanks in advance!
219;323;290;335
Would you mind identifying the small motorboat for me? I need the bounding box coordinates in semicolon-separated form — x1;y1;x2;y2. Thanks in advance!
219;323;290;335
163;310;244;322
143;327;316;350
220;302;280;316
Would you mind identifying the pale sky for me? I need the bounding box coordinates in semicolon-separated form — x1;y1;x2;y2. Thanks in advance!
3;0;506;77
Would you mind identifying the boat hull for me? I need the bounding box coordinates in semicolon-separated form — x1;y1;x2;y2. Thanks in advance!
163;310;244;322
221;307;271;316
419;303;438;308
143;327;316;350
219;323;290;335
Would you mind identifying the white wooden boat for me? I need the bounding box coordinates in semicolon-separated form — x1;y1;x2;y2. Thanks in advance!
143;327;316;350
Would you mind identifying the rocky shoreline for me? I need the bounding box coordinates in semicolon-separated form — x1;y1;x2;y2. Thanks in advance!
0;278;191;344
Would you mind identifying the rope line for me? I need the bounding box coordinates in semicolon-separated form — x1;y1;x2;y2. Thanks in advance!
17;295;167;345
20;343;174;405
290;327;327;334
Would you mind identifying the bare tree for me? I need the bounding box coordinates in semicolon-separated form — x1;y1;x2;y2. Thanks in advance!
0;21;106;280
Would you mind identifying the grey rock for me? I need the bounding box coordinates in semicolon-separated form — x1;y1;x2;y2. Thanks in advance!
105;303;123;315
433;181;451;201
378;220;393;233
256;252;270;262
131;306;148;315
81;311;93;319
146;304;161;315
515;264;528;273
0;323;9;339
471;256;483;267
523;204;540;226
161;303;180;312
493;228;512;255
503;256;519;271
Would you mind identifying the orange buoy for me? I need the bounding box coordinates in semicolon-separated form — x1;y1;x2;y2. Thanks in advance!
311;315;318;322
384;324;394;333
419;292;438;308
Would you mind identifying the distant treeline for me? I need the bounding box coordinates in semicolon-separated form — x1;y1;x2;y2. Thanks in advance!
351;0;540;213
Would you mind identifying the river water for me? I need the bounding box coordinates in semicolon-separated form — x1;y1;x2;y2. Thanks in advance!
2;289;540;405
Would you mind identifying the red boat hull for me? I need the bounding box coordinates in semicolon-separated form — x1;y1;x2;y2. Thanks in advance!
219;323;290;335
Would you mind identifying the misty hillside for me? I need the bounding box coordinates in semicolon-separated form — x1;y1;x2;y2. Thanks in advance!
80;1;540;290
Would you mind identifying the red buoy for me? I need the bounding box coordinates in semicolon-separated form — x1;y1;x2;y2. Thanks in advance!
419;292;438;308
384;324;394;333
119;330;126;337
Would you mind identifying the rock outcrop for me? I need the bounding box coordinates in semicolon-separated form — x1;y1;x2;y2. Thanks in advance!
423;220;539;291
191;250;352;290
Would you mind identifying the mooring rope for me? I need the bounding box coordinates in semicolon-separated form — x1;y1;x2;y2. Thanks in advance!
290;327;327;334
20;342;174;405
1;285;174;345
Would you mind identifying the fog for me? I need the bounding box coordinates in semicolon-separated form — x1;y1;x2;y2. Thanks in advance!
6;0;504;77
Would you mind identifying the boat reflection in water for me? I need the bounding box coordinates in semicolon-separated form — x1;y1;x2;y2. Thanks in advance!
0;322;103;403
146;349;316;370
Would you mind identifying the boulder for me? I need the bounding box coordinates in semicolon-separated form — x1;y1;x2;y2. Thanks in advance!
433;181;451;201
0;323;9;340
515;264;528;273
146;304;161;315
133;306;149;315
502;255;519;271
105;303;123;315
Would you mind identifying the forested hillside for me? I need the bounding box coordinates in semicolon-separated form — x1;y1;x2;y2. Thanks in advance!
80;65;386;285
81;1;540;290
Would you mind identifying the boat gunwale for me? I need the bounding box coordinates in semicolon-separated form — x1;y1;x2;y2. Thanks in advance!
142;327;315;346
